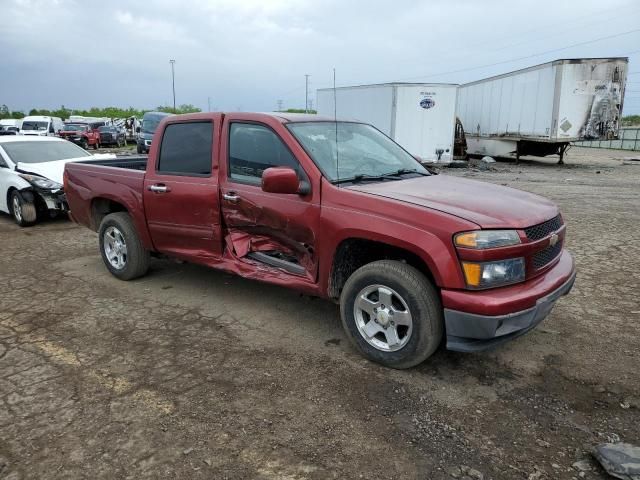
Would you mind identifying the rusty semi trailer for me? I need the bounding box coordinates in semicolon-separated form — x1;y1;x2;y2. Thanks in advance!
456;58;628;163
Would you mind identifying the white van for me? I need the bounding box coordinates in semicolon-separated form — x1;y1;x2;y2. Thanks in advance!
20;115;64;136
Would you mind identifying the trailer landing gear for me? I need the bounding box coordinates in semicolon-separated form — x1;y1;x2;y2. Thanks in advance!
558;143;568;165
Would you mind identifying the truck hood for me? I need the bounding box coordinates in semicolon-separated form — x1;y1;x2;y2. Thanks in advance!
348;175;558;229
17;153;116;184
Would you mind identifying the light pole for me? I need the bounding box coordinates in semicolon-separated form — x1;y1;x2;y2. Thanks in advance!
169;59;176;112
305;74;310;113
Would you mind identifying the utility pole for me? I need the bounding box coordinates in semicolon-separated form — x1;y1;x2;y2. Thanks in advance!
208;96;211;112
304;74;310;113
169;59;176;112
308;99;314;112
277;99;283;112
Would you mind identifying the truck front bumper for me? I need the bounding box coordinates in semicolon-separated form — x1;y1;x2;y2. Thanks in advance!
442;250;576;352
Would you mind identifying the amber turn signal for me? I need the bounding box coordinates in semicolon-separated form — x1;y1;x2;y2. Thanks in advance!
461;262;482;287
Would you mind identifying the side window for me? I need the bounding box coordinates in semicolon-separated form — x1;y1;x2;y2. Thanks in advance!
228;123;299;183
158;121;213;176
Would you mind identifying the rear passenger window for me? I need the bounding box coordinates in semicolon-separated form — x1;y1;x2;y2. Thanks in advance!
228;123;299;183
158;122;213;176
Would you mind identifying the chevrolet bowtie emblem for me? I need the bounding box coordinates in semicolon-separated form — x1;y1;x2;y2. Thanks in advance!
549;233;559;247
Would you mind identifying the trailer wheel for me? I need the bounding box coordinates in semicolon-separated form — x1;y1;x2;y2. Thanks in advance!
10;190;37;227
340;260;443;369
98;212;150;280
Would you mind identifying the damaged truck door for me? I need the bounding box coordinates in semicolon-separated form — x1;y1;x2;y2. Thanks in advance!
220;118;320;281
143;118;223;260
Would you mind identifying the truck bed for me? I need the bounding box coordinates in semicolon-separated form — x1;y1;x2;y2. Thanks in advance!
77;155;148;171
64;155;150;236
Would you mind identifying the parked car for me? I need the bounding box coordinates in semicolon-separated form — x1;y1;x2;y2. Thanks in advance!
0;119;23;131
59;123;101;150
65;112;576;368
98;125;126;147
20;115;64;136
0;136;114;226
0;126;19;136
136;111;172;153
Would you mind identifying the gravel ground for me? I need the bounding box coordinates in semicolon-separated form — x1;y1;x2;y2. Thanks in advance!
0;147;638;479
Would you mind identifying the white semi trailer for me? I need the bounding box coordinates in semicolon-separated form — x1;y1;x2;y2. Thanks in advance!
317;83;460;163
456;57;628;163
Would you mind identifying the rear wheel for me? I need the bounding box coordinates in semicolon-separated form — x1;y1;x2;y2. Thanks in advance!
98;212;150;280
340;260;443;369
93;141;99;150
10;190;37;227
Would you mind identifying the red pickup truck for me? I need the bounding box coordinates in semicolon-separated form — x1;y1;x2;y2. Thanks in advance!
58;123;101;150
64;112;576;368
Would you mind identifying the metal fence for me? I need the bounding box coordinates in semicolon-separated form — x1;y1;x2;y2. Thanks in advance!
573;127;640;151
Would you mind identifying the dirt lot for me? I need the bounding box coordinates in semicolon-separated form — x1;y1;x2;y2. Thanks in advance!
1;147;638;479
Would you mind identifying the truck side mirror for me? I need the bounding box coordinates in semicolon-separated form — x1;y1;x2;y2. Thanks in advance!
261;167;305;195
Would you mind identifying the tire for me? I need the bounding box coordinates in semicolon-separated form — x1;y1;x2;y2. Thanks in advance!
93;141;99;150
98;212;150;280
136;144;143;154
81;138;89;150
340;260;443;369
10;190;37;227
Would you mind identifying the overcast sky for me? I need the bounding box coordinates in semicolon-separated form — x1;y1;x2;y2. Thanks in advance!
2;0;639;114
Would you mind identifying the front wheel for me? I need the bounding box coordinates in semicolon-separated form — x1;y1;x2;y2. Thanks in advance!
10;190;37;227
98;212;150;280
340;260;443;369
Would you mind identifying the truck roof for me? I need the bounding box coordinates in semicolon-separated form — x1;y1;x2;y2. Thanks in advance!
163;112;345;123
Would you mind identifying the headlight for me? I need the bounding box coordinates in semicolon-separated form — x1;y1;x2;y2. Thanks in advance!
461;258;525;289
455;230;520;249
18;173;62;190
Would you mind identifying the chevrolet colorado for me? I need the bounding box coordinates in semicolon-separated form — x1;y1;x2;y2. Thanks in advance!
64;112;576;368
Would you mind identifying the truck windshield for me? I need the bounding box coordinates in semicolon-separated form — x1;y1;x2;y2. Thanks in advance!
63;124;86;131
21;121;49;131
141;118;162;134
287;122;429;183
2;141;90;164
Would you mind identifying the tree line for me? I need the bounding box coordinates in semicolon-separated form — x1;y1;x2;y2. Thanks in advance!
0;104;202;120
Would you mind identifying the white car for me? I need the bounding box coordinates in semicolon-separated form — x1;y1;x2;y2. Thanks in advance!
0;136;114;227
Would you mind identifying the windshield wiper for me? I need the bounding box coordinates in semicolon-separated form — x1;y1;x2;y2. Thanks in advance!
381;168;430;177
332;174;391;185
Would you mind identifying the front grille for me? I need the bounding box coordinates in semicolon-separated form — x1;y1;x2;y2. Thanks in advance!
532;240;563;269
525;215;563;241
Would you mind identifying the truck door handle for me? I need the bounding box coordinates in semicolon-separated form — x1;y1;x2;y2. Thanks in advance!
223;192;240;203
148;184;170;193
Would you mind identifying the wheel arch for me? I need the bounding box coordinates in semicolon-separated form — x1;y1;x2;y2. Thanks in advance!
90;196;155;251
327;236;440;301
91;197;128;230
